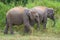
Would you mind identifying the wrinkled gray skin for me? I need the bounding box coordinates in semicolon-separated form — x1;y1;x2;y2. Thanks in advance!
4;7;40;34
31;6;55;29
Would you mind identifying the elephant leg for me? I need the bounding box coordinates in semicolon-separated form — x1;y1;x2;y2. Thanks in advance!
9;24;14;34
36;21;40;30
24;25;31;33
43;17;47;29
30;20;35;26
24;23;31;33
4;24;9;34
23;13;32;33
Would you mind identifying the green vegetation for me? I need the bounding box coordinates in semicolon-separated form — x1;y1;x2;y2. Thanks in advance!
0;0;60;40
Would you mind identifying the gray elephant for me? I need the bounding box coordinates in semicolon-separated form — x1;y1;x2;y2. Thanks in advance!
31;6;55;29
4;7;40;34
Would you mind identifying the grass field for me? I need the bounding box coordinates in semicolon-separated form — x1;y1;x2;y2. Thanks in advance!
0;30;60;40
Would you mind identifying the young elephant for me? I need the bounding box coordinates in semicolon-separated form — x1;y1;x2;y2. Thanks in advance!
31;6;55;29
4;7;40;34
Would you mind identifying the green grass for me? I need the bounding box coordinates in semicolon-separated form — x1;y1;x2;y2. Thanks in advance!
0;0;60;40
0;30;60;40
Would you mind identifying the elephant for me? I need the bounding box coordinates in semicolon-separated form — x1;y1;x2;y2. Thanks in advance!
31;6;55;29
4;6;40;34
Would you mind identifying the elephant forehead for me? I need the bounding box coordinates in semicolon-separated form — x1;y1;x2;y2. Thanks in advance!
31;12;38;16
30;11;37;15
30;9;36;13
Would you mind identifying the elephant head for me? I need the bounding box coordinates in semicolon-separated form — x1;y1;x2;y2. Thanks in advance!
26;9;40;30
47;8;55;27
29;9;39;20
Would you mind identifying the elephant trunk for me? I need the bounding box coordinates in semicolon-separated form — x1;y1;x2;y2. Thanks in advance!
51;16;55;27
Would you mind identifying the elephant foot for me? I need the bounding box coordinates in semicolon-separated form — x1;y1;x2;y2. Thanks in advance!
24;30;30;33
10;32;14;34
24;27;31;33
4;31;8;34
43;28;47;32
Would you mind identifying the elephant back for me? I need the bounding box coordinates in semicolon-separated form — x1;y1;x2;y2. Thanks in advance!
7;7;25;15
33;6;47;12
